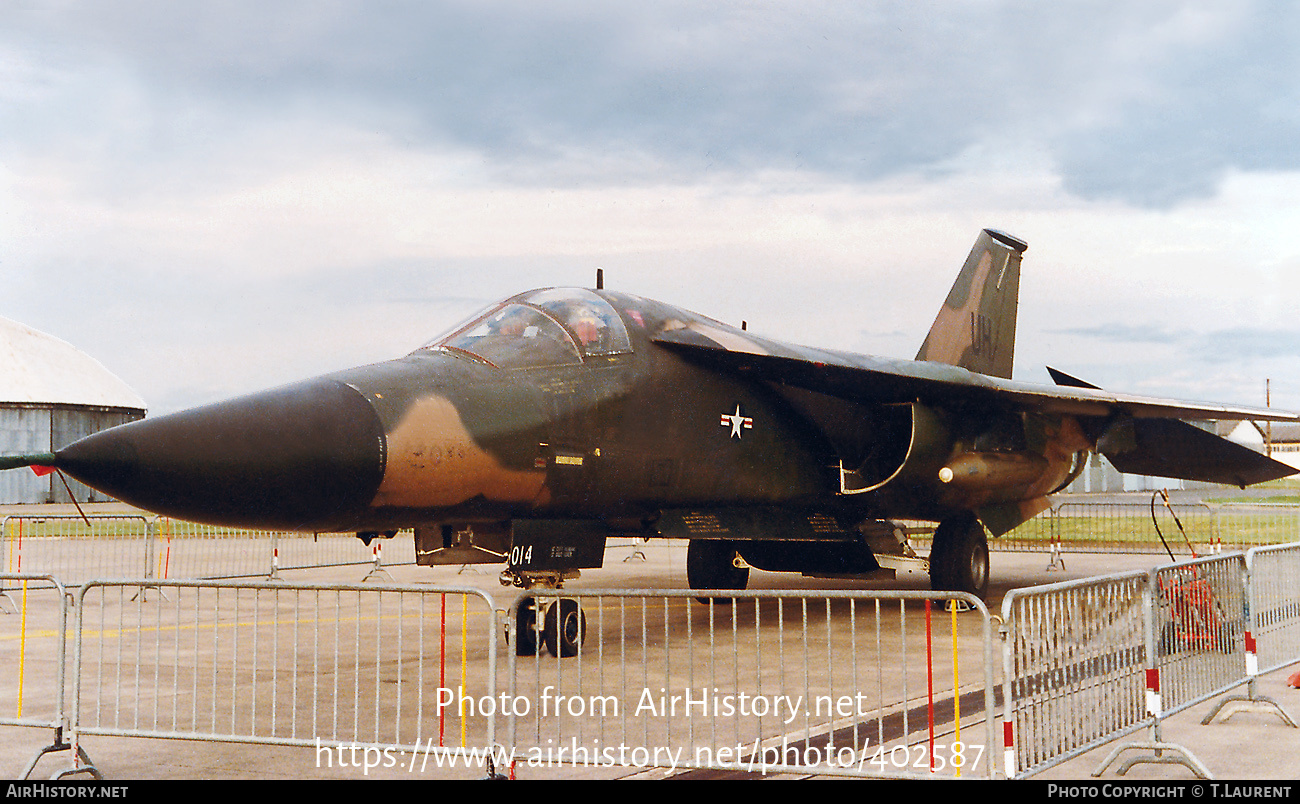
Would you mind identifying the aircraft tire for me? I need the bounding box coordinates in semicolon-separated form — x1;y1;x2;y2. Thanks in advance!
512;598;538;657
687;539;749;604
929;515;989;599
542;598;586;658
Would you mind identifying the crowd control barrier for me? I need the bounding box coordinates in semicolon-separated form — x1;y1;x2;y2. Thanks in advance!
507;589;998;779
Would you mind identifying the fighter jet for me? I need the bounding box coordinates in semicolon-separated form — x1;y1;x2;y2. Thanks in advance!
2;229;1294;654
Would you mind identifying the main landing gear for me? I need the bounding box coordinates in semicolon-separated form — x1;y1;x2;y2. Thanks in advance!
686;540;750;604
928;514;990;599
501;569;587;658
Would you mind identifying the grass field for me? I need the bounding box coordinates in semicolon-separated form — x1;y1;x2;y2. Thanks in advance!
999;504;1300;552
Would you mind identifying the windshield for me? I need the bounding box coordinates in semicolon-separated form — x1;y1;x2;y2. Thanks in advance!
439;304;582;368
424;289;632;368
523;289;632;357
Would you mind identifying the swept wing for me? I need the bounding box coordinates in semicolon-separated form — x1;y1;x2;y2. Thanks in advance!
652;328;1292;422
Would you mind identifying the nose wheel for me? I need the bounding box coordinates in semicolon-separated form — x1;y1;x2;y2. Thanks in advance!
542;598;586;657
508;595;587;658
511;598;539;656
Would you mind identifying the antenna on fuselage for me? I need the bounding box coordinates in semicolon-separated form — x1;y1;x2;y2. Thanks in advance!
596;268;604;290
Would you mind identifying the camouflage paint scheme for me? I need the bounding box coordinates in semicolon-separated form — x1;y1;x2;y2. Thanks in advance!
9;230;1297;597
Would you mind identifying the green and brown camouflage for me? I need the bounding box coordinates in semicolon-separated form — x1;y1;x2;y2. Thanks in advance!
915;229;1024;379
7;229;1296;599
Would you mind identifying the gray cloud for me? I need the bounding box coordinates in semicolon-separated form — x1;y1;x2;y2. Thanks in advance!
1049;324;1182;346
6;1;1300;414
1191;329;1300;363
1051;6;1300;206
1054;323;1300;363
6;2;1297;206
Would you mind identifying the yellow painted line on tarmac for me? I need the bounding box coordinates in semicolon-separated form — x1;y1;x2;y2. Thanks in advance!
0;628;64;641
3;595;743;643
3;608;491;641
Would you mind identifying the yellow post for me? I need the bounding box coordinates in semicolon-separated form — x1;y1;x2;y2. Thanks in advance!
951;602;960;777
17;565;27;718
460;595;469;747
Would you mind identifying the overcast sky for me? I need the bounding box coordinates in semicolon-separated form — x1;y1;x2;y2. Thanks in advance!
4;1;1300;415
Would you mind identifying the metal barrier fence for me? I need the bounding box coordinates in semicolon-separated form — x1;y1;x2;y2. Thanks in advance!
1151;554;1248;715
507;589;998;779
273;532;415;575
1000;570;1149;778
6;544;1299;779
149;518;276;580
153;520;416;579
1;515;415;584
3;516;153;585
0;573;82;777
995;501;1300;554
1012;501;1216;553
1214;504;1300;551
1001;548;1300;779
1247;543;1300;675
61;579;498;779
1089;551;1288;779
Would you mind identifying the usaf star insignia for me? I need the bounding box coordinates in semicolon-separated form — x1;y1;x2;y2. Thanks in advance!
720;403;754;439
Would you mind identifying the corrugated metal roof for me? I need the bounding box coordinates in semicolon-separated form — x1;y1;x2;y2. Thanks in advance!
0;316;146;410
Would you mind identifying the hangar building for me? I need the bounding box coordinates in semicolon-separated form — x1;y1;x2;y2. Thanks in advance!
0;316;146;504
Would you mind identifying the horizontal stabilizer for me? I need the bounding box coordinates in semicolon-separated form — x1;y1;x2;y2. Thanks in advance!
1100;418;1295;487
1046;366;1101;390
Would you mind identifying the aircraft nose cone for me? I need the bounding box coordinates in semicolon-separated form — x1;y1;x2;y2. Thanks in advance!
56;378;386;530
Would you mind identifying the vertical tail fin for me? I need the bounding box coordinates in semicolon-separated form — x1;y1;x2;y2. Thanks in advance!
914;228;1027;379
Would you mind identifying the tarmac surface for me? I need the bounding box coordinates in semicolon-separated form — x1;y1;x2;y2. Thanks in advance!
4;526;1299;782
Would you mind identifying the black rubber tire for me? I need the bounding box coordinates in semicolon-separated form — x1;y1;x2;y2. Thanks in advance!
687;539;749;604
542;598;586;658
512;598;538;657
929;514;990;599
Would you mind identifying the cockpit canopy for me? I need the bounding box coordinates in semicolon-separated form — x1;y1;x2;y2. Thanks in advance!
422;288;632;369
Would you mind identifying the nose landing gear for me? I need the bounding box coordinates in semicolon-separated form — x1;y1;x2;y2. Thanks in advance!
502;570;587;658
